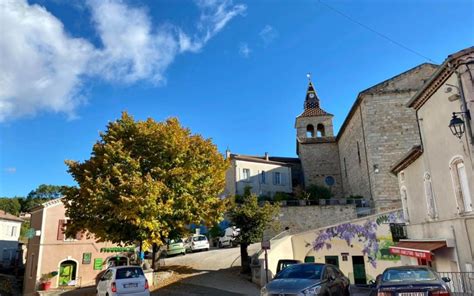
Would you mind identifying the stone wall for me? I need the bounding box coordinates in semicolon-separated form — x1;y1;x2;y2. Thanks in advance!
276;205;357;234
337;106;371;200
298;140;343;198
337;63;438;212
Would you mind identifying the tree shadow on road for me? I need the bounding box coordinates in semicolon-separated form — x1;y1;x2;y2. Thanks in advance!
152;266;259;296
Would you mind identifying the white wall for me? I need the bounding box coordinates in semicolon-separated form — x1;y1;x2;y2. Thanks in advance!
230;159;292;196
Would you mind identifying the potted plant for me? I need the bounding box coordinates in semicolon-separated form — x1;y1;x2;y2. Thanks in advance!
40;271;58;291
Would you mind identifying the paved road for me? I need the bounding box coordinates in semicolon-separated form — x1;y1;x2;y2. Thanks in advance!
154;245;261;296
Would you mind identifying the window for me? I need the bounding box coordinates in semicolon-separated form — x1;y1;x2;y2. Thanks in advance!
400;187;410;222
10;226;16;237
423;172;437;219
317;124;325;137
390;223;407;242
357;141;361;164
343;158;348;178
306;125;315;138
273;172;281;185
260;171;266;184
242;168;250;181
450;157;473;213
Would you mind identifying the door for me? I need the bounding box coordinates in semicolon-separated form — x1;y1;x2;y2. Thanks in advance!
352;256;367;285
59;260;77;286
325;256;339;268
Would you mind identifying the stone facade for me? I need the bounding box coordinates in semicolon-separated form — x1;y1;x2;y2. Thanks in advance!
296;64;439;211
277;205;357;234
295;82;343;197
338;63;438;211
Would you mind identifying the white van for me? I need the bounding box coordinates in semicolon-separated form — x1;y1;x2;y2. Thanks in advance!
218;226;240;248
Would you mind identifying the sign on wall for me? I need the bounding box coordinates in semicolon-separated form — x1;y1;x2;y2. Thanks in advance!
93;258;103;270
82;252;91;264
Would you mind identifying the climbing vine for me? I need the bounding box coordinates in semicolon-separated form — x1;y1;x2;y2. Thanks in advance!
312;211;405;268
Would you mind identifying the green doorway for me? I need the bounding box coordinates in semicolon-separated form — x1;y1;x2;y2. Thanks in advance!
59;260;77;286
325;256;339;268
352;256;367;284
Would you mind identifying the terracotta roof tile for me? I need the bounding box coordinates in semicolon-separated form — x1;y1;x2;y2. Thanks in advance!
0;210;23;222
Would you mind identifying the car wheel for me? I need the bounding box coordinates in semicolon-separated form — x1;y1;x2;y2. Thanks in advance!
206;248;209;251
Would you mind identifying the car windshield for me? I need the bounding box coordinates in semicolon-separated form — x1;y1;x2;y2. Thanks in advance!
115;267;144;279
169;239;182;244
275;264;323;280
382;268;437;282
193;236;207;241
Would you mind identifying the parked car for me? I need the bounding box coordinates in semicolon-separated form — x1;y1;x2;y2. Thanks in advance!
369;266;451;296
218;226;240;248
96;266;150;296
185;234;210;252
261;263;350;296
164;238;186;256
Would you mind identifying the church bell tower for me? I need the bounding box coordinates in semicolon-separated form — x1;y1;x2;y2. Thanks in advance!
295;74;342;197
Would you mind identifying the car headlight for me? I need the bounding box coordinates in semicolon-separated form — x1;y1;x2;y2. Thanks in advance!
260;286;268;296
301;285;321;295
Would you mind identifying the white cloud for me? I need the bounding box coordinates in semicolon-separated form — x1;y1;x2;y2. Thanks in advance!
239;43;251;58
4;167;16;174
0;0;94;121
259;25;278;46
0;0;246;122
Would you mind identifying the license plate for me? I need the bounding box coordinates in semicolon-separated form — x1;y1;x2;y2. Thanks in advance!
398;293;425;296
124;283;138;288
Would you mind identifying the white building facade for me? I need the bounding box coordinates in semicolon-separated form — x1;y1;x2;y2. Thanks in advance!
0;210;23;267
390;48;474;281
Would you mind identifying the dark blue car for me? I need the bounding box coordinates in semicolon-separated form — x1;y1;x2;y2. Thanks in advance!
369;266;451;296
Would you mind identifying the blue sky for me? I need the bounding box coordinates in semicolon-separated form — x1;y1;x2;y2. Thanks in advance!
1;0;473;197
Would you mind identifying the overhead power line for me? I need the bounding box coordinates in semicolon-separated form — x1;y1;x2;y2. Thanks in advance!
317;0;438;63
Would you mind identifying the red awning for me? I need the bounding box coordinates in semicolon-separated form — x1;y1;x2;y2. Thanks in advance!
389;241;447;261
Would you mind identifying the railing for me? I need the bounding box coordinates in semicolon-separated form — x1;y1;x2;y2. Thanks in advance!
279;198;371;207
438;272;474;295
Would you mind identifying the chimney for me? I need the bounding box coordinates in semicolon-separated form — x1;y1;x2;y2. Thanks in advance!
265;152;269;161
225;148;231;159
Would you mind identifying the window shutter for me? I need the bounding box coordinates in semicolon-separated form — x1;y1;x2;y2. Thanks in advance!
57;219;65;240
272;172;276;185
281;173;287;186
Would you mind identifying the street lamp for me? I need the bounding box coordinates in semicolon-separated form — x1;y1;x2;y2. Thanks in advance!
449;112;469;139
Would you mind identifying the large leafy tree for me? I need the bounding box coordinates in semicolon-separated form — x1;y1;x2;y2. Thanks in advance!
64;113;228;252
229;190;279;274
0;198;21;215
20;184;67;212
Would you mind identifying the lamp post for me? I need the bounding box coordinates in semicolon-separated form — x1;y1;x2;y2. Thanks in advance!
449;111;471;139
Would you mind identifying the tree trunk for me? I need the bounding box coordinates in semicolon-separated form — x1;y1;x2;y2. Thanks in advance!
240;242;251;274
151;243;160;271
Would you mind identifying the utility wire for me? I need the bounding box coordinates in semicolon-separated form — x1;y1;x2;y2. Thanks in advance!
317;0;438;63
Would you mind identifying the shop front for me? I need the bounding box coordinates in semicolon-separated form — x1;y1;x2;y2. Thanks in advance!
389;239;452;268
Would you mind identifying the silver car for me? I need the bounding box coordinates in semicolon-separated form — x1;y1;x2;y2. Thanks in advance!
261;263;350;296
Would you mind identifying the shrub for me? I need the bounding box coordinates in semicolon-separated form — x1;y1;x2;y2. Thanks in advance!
306;185;332;200
273;192;291;202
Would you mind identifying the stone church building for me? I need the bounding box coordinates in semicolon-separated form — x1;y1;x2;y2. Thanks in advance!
296;63;438;212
